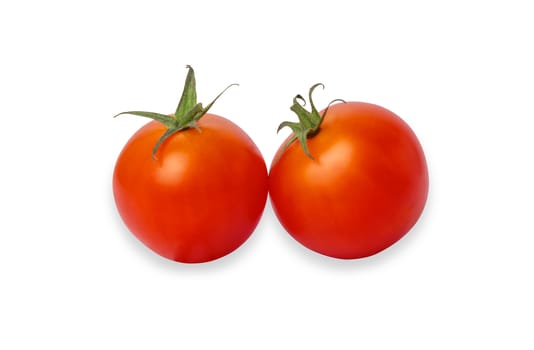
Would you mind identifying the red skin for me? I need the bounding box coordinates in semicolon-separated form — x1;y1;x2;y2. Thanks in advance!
113;115;268;263
269;102;428;259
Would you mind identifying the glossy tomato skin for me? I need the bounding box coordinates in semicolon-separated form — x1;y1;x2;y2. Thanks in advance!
269;102;428;259
113;114;268;263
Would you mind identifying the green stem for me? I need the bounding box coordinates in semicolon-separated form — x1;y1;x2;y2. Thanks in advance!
114;65;237;159
277;84;344;159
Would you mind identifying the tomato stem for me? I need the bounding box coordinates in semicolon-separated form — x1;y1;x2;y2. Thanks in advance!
114;65;237;159
277;84;344;159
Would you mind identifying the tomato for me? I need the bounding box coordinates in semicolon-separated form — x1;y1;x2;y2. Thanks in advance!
113;66;268;263
269;85;428;259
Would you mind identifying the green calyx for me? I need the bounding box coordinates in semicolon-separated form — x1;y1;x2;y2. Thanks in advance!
114;65;237;159
278;83;344;159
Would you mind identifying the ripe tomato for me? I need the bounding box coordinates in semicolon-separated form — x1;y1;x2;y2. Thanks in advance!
113;67;268;263
269;85;428;259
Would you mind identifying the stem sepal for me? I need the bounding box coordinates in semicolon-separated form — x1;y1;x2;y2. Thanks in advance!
277;84;344;159
114;65;237;159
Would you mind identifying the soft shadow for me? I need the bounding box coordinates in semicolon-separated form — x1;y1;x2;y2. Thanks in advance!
106;173;264;274
106;153;433;273
264;191;434;272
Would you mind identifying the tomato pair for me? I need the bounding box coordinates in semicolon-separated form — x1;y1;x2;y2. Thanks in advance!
113;66;428;263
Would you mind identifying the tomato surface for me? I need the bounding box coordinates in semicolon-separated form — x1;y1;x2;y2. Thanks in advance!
269;102;428;259
113;115;268;263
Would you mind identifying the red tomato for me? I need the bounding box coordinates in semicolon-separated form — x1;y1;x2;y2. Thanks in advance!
113;67;268;263
269;90;428;259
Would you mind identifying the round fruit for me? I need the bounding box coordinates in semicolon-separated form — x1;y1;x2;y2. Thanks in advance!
113;66;268;263
269;84;428;259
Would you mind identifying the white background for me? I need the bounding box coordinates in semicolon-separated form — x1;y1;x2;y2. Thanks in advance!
1;0;533;348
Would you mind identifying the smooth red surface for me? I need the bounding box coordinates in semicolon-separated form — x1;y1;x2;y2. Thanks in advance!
113;115;268;263
269;102;428;259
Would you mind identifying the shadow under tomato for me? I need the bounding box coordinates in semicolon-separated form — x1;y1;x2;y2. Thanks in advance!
106;165;432;272
265;190;433;271
106;178;263;273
